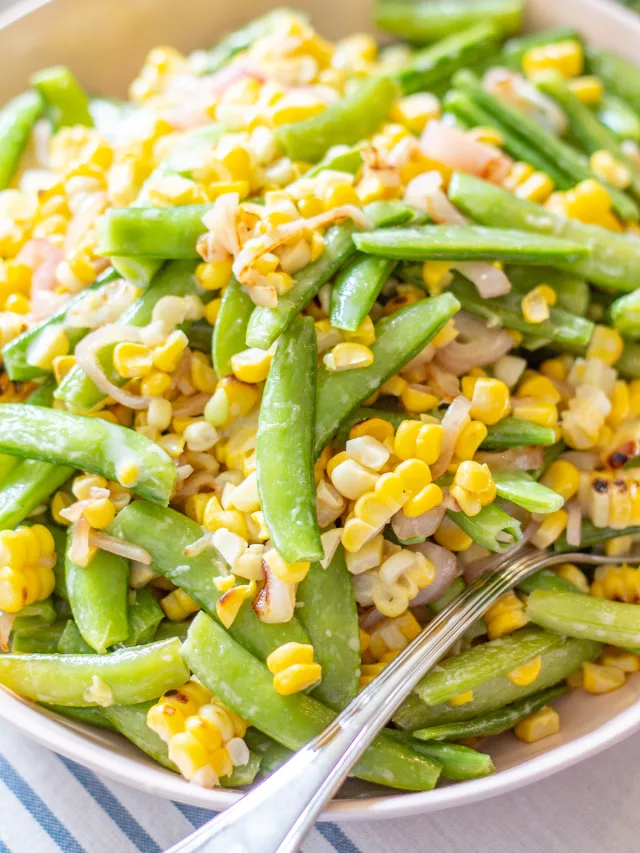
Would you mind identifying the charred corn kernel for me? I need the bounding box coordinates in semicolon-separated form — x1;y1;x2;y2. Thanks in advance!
449;690;474;707
515;172;554;204
600;647;640;673
521;285;556;324
82;498;116;530
587;324;624;366
330;458;379;500
554;563;589;593
507;656;542;687
230;348;273;384
583;661;626;694
116;460;139;488
216;376;259;419
531;509;568;549
72;474;108;501
190;352;217;394
403;482;443;517
434;516;472;552
485;592;528;640
51;491;72;525
195;258;233;291
161;588;201;621
454;420;487;461
350;417;395;444
215;580;256;629
522;39;583;79
540;460;580;502
514;706;560;743
401;384;438;413
323;342;374;372
26;325;69;370
589;149;630;189
468;377;510;425
540;358;568;382
264;550;310;584
568;75;603;105
152;330;189;373
517;374;561;403
391;92;440;134
113;342;153;379
395;458;432;494
511;398;558;428
415;423;444;466
422;260;452;295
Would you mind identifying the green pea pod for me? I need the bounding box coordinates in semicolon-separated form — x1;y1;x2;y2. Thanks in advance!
99;205;213;259
505;265;590;317
57;621;94;655
330;256;397;332
296;544;360;711
527;589;640;649
183;611;442;790
616;342;640;380
554;520;640;552
492;471;564;514
10;599;57;635
0;378;56;481
10;620;66;654
107;500;310;660
0;405;176;505
275;77;399;163
597;94;640;143
43;704;117;730
244;729;292;775
587;47;640;112
0;91;42;189
610;290;640;339
212;277;254;376
65;530;129;654
121;587;164;647
481;417;557;450
187;319;213;353
387;734;495;781
518;570;582;595
334;407;409;444
154;619;191;643
501;27;579;69
201;9;302;74
446;504;522;553
0;460;72;531
374;0;523;42
0;637;189;706
31;66;93;128
314;293;460;456
394;637;601;730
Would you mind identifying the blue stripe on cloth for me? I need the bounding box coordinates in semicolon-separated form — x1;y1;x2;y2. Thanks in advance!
174;802;215;828
59;756;161;853
0;754;85;853
0;839;12;853
317;823;362;853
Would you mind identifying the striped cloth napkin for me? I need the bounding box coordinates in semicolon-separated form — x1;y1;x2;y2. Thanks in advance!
2;718;640;852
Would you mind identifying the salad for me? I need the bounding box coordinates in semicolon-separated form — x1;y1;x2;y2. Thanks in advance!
0;0;640;793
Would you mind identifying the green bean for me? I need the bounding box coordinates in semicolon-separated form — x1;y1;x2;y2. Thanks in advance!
449;172;640;292
554;520;640;552
0;637;189;706
65;532;129;654
354;225;588;264
121;587;164;647
390;736;494;781
0;378;56;481
246;200;415;350
586;47;640;112
108;501;310;660
31;66;93;129
47;523;69;601
154;619;191;643
616;342;640;380
453;70;639;222
501;28;580;69
394;637;601;730
296;545;360;711
201;9;300;74
55;260;201;412
43;704;117;730
275;77;398;164
374;0;523;43
10;620;66;654
518;570;581;596
429;577;466;614
481;417;557;450
11;599;56;636
447;504;521;553
0;91;42;189
302;147;364;180
99;204;212;259
187;319;213;353
2;268;119;381
57;621;94;655
314;293;460;457
392;22;500;96
257;316;322;563
412;685;568;741
492;471;564;514
183;611;442;790
0;405;176;504
597;94;640;142
330;256;396;333
527;589;640;649
610;290;640;339
0;460;72;531
415;628;563;706
505;265;590;317
212;277;253;376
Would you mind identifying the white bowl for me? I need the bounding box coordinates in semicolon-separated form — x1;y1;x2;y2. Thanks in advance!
2;0;640;822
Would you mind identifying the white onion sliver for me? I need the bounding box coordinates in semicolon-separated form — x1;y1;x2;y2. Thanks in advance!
89;531;152;564
0;611;15;651
408;541;459;604
566;501;583;548
431;395;472;480
474;446;545;472
253;564;296;624
435;311;513;376
452;261;511;297
391;504;445;543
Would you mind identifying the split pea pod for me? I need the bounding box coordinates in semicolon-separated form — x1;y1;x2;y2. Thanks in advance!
31;66;93;129
447;504;521;553
212;277;254;377
374;0;523;43
492;471;564;514
0;91;42;189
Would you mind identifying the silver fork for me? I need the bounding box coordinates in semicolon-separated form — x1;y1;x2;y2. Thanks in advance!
168;546;640;853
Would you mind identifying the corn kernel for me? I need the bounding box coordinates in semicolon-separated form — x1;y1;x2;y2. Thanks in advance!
468;377;510;425
51;491;72;525
161;588;201;621
264;550;310;584
600;647;640;673
350;417;395;445
401;384;438;414
230;348;273;384
507;656;542;687
195;259;233;291
433;516;472;551
152;330;189;373
587;324;624;366
454;420;487;461
216;376;259;419
522;39;583;79
422;261;452;295
273;663;323;695
582;661;626;694
83;498;116;530
531;509;568;549
515;172;554;204
113;342;153;379
403;483;443;517
569;75;604;105
449;690;474;706
540;460;580;502
323;342;374;371
514;706;560;743
590;149;630;190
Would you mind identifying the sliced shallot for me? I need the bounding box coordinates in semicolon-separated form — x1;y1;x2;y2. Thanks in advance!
430;395;472;480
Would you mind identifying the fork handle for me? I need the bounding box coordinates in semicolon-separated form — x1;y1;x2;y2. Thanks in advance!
167;550;547;853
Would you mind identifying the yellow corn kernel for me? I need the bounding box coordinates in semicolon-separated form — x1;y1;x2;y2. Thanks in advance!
152;330;189;373
485;592;527;640
393;420;422;461
587;324;624;366
266;642;314;674
195;258;233;291
230;348;273;384
331;458;379;501
515;172;554;204
72;474;108;501
52;354;76;384
189;352;217;394
403;483;443;518
273;663;323;696
568;75;603;105
510;398;558;428
600;647;640;673
51;491;73;525
204;298;222;325
453;420;487;462
433;516;472;552
514;706;560;743
140;369;172;397
113;342;153;379
454;460;492;493
161;588;201;621
449;690;474;707
589;149;630;189
415;423;444;466
323;342;374;372
521;285;556;324
372;582;410;618
350;417;395;444
216;376;259;420
374;472;408;512
554;562;589;593
117;460;139;488
31;525;54;558
354;492;393;528
83;498;116;530
608;380;630;428
264;550;310;584
215;581;256;629
517;374;561;403
522;39;583;79
422;260;453;296
582;661;626;694
503;161;535;192
531;509;569;549
468;377;510;425
343;315;376;347
401;384;438;414
395;458;432;494
324;184;361;210
540;357;568;382
507;656;542;687
540;460;580;502
184;493;210;525
5;292;30;314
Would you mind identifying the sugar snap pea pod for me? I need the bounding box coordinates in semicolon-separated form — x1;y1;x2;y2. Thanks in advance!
212;277;253;377
598;94;640;142
200;9;301;74
554;520;640;553
330;256;397;333
449;173;640;292
121;587;164;648
65;530;129;654
0;460;72;531
296;146;363;181
244;729;292;775
616;342;640;380
492;471;564;514
99;204;213;259
1;268;119;381
0;378;56;481
501;27;580;69
586;47;640;112
0;91;42;189
314;293;460;457
354;225;589;264
505;265;590;317
527;589;640;649
453;70;639;222
518;569;580;596
55;260;201;412
296;545;360;711
0;637;189;706
11;599;56;635
0;405;176;504
31;66;93;128
387;734;494;781
245;200;415;350
107;501;310;660
154;619;191;643
43;704;116;730
394;637;601;730
58;620;94;655
610;290;640;339
412;684;568;741
274;77;398;164
447;504;521;553
183;611;441;790
10;617;65;654
46;523;69;601
374;0;522;42
415;628;563;706
392;22;499;96
480;417;557;450
187;319;213;353
257;317;322;563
